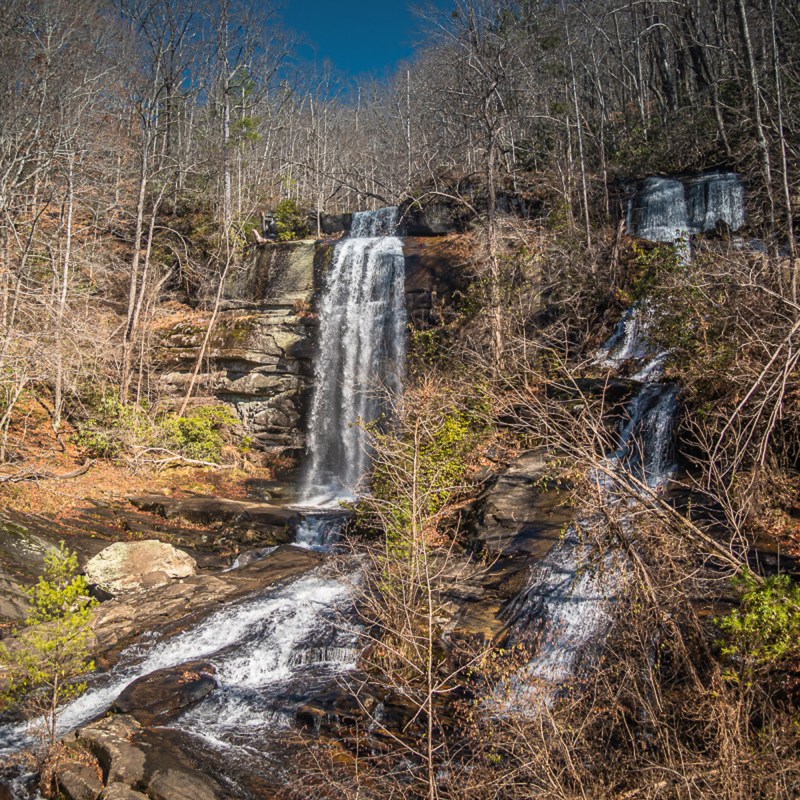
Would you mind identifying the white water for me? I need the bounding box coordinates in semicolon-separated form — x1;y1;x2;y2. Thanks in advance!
0;573;353;754
1;208;410;768
509;380;679;697
302;207;406;503
510;296;681;700
628;172;744;245
595;306;651;367
174;574;358;749
686;172;745;234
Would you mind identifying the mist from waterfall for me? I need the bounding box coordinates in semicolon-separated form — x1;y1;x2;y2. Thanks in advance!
301;207;406;504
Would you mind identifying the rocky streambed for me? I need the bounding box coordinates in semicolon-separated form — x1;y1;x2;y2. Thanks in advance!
0;449;572;800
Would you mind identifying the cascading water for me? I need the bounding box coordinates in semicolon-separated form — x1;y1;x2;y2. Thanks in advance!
508;286;682;701
521;174;746;701
630;177;690;243
594;305;651;367
507;378;679;697
686;172;745;234
302;207;406;504
627;172;744;245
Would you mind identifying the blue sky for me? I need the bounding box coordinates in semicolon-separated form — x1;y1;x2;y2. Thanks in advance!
280;0;436;79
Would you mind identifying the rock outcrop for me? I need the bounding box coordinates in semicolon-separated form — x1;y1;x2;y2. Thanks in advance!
84;541;197;596
157;240;317;458
64;715;224;800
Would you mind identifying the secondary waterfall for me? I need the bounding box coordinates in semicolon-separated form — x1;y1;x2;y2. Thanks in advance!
628;172;744;244
508;300;680;700
302;207;406;503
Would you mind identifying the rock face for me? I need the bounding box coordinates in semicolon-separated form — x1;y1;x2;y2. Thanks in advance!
403;237;471;328
401;200;469;236
470;449;571;561
157;240;318;457
317;212;352;235
84;541;197;596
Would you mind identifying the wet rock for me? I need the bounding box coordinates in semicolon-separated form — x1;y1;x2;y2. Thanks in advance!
91;545;324;665
128;495;294;527
469;449;571;562
84;541;197;596
127;495;297;547
111;661;217;727
402;237;470;330
317;212;352;235
146;768;220;800
402;201;468;236
73;716;147;787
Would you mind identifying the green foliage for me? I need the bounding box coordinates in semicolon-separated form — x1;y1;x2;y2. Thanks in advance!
73;393;238;464
368;390;491;553
0;542;97;748
72;392;151;458
716;571;800;682
628;242;684;303
160;405;238;462
274;198;309;242
230;116;261;146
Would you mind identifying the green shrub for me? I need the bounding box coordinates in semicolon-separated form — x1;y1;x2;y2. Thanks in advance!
0;542;97;751
72;393;151;458
716;570;800;682
367;389;491;553
274;198;309;241
159;405;238;462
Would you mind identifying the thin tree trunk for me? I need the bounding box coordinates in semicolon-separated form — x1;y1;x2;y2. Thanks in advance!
735;0;776;233
53;157;74;432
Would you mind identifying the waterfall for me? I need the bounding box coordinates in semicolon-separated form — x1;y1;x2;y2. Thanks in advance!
630;177;690;243
0;208;407;767
686;172;745;234
302;207;406;504
595;306;651;367
508;302;680;700
628;172;744;244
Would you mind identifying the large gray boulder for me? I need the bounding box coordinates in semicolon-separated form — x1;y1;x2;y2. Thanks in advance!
84;540;197;596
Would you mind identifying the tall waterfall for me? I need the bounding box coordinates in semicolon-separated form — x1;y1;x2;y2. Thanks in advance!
302;207;406;503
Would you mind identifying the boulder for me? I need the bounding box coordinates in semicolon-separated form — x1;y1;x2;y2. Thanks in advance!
57;760;104;800
111;661;217;726
73;716;147;787
84;541;197;596
146;769;219;800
